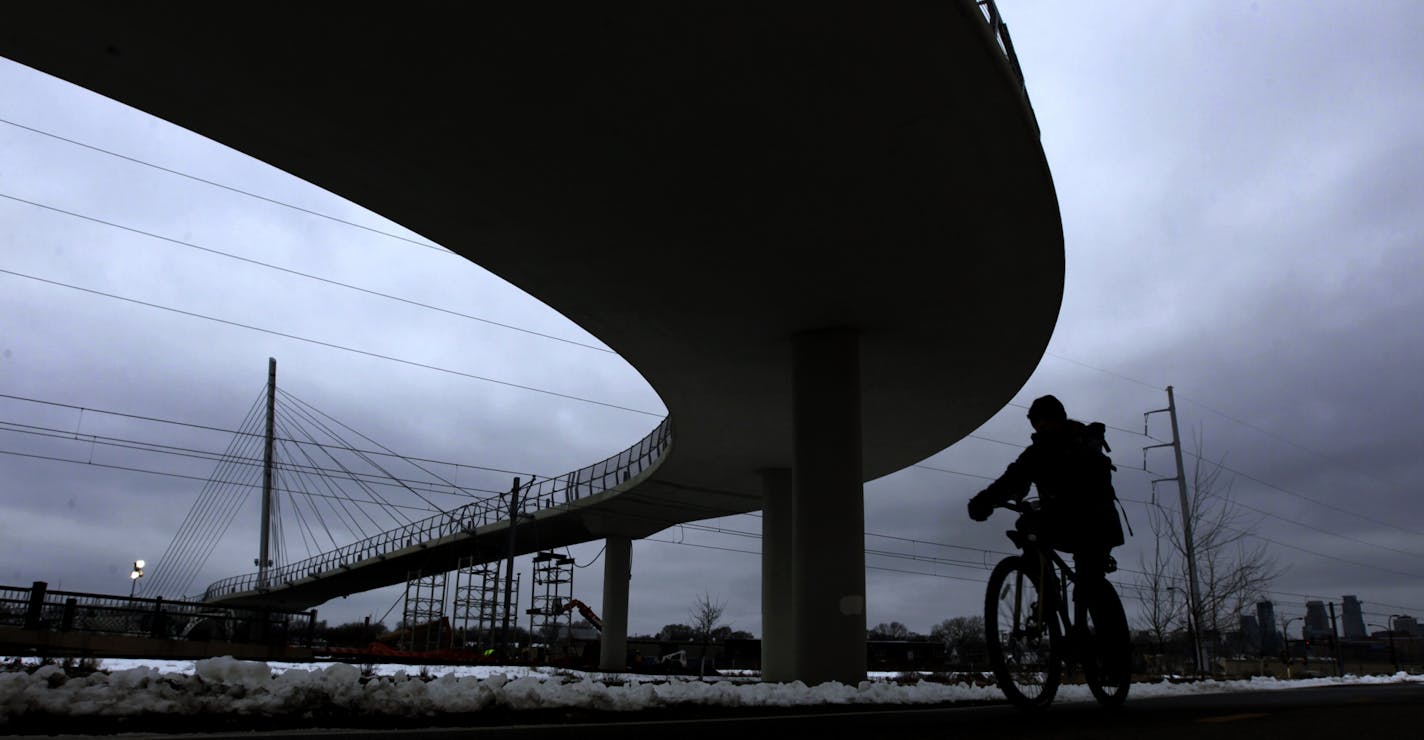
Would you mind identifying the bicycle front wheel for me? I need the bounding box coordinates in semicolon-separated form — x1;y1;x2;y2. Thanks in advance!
1079;581;1132;708
984;555;1061;710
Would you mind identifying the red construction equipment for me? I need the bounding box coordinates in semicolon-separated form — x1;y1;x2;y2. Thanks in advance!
555;599;603;632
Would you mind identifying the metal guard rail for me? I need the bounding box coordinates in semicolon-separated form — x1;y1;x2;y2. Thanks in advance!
1;581;316;644
200;416;673;601
975;0;1039;136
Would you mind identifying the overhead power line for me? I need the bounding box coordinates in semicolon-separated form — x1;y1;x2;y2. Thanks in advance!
911;464;995;482
1122;495;1424;582
0;391;537;479
1043;351;1163;391
0;268;663;417
0;417;510;500
0;191;613;354
1003;400;1148;441
1177;447;1424;540
0;446;452;514
0;116;448;253
1039;351;1410;500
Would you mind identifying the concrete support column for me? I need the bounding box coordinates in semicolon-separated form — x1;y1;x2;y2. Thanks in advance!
790;327;867;685
759;467;794;682
599;535;632;671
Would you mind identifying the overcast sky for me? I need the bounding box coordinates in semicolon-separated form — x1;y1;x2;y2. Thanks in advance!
2;0;1422;642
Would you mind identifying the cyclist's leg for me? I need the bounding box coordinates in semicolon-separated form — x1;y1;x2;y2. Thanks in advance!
1068;549;1129;708
1070;550;1109;608
1073;550;1130;660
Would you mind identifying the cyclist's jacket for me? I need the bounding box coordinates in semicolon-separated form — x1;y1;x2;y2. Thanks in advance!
975;419;1126;553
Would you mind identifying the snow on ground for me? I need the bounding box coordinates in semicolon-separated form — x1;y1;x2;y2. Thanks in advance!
0;656;1420;724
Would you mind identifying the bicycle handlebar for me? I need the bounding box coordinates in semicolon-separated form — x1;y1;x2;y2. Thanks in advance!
999;498;1038;515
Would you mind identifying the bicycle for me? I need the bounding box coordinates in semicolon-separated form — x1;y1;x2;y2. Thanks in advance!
983;499;1131;710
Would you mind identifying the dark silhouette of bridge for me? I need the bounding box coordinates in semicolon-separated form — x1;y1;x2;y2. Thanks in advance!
1;1;1064;685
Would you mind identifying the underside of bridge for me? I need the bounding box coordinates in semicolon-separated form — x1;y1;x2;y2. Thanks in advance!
2;1;1063;685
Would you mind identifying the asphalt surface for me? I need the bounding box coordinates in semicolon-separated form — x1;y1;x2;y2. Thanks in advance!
23;681;1424;739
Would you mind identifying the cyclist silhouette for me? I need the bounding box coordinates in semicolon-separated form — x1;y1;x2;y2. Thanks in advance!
967;394;1125;603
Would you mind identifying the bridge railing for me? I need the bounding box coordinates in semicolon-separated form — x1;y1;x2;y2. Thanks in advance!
975;0;1039;135
199;416;673;601
521;415;673;508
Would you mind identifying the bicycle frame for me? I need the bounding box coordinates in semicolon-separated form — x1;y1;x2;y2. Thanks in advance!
1008;528;1079;654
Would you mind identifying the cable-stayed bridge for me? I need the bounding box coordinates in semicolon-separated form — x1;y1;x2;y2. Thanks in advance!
137;360;686;613
197;417;677;613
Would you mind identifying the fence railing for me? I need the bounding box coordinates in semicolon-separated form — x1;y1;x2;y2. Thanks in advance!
0;581;317;646
200;416;674;602
975;0;1039;135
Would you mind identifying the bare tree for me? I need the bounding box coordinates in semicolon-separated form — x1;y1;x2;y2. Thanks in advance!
689;591;728;678
1140;430;1283;667
869;621;913;640
1136;507;1189;670
930;616;986;667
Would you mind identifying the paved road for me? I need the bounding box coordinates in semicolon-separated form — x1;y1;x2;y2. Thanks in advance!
38;682;1424;739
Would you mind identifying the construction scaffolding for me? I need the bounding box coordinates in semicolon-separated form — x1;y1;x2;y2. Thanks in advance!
452;555;520;652
527;551;576;653
400;570;449;651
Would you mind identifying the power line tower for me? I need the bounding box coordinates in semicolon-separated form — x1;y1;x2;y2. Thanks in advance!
1144;384;1206;677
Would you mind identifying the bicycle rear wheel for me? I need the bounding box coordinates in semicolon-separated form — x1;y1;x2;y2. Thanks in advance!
984;555;1061;710
1078;581;1132;707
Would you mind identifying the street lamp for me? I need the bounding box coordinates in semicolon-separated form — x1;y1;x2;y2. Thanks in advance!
1388;615;1404;673
129;559;145;598
1280;616;1299;676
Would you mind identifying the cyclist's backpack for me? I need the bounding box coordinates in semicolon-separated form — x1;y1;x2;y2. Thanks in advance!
1082;421;1115;471
1078;421;1132;538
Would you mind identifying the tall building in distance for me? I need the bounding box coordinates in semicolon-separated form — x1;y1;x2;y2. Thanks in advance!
1342;595;1367;639
1257;601;1280;654
1304;601;1332;641
1239;614;1261;651
1393;615;1421;637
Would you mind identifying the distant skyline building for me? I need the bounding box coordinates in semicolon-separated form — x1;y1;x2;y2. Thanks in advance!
1239;614;1261;651
1393;615;1421;637
1342;596;1366;639
1256;601;1280;654
1304;601;1332;641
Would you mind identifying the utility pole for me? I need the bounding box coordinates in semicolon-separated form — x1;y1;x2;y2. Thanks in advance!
257;357;276;590
1387;615;1402;674
1328;602;1343;677
1145;385;1205;677
498;476;522;658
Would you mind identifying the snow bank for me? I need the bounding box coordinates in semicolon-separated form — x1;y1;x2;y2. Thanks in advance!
1;656;1418;724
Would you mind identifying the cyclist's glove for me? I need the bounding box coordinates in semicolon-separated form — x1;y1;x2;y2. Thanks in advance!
967;493;994;522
